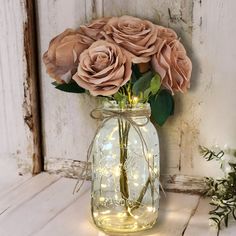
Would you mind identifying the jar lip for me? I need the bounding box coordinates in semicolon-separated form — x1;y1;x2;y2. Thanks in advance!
102;101;151;112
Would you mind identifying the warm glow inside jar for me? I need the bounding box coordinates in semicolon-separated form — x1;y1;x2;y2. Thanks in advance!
91;102;160;233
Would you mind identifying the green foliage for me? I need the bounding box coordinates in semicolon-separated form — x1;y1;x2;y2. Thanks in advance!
132;71;161;102
199;146;225;161
52;80;85;93
200;146;236;236
149;90;174;126
131;64;142;81
150;74;161;95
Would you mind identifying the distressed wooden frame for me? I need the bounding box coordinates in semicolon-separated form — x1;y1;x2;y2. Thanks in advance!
23;0;43;174
45;158;207;194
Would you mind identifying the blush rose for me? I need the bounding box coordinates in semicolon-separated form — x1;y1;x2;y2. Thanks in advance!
73;40;132;96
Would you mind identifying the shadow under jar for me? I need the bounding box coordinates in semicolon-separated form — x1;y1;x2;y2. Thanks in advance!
91;102;160;234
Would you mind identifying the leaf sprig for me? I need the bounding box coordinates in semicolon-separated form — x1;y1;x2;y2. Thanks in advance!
200;145;236;235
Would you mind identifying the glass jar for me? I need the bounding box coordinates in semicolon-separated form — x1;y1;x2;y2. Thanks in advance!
91;102;160;233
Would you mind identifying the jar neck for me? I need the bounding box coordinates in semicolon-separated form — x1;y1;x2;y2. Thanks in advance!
102;101;151;118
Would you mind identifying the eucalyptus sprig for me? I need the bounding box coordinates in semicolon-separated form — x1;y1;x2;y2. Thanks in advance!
199;145;236;235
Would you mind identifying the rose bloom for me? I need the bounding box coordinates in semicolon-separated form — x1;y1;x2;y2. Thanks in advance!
102;15;160;63
43;29;93;83
151;40;192;94
156;26;178;44
73;40;132;96
79;17;110;40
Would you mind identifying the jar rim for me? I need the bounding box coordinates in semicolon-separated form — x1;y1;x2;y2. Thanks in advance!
102;101;151;112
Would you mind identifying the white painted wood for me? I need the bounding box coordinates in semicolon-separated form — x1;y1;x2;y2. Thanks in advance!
0;157;31;198
37;0;236;188
32;186;200;236
184;197;236;236
32;182;98;236
0;177;78;236
0;173;59;217
188;0;236;177
1;174;234;236
0;0;35;172
37;0;98;165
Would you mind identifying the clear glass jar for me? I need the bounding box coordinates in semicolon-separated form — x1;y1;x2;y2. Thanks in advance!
91;102;160;234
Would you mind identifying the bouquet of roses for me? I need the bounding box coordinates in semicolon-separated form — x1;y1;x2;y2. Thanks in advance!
43;15;192;126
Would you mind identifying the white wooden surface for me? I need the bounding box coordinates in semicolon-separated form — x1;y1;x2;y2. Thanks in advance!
0;173;235;236
0;0;35;173
37;0;98;164
36;0;236;180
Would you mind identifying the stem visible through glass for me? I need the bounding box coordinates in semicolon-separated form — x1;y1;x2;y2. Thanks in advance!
118;118;130;212
118;118;154;214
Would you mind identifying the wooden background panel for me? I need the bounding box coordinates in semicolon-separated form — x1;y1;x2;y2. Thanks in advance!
37;0;236;179
0;0;35;173
189;0;236;176
102;0;199;176
36;0;98;165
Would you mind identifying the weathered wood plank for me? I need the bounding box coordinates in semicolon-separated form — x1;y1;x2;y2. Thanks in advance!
44;157;207;194
32;186;200;236
23;0;43;174
0;157;31;198
0;177;78;236
31;182;98;236
0;173;59;217
36;0;98;165
184;197;236;236
0;0;41;173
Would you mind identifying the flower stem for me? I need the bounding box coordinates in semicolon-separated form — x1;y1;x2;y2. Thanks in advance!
118;119;130;211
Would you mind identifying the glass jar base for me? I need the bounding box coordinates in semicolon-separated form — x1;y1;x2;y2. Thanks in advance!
94;213;157;234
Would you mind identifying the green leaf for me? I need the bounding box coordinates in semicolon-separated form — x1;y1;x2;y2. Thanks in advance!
52;80;85;93
132;71;154;96
113;92;127;102
150;74;161;95
131;64;142;81
132;72;161;102
149;89;175;126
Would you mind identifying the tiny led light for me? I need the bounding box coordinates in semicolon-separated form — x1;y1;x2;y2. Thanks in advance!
101;183;107;188
93;212;98;217
147;206;155;212
147;153;153;160
132;96;139;105
101;210;111;214
113;166;120;177
132;174;138;180
99;197;105;202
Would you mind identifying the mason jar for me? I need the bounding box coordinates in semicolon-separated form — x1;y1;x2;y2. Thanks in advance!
91;102;160;233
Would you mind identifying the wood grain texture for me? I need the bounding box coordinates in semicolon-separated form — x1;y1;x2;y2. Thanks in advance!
0;175;235;236
0;157;31;198
32;185;200;236
24;0;43;174
184;196;236;236
0;0;41;174
36;0;98;165
0;176;78;236
44;157;207;193
0;173;59;217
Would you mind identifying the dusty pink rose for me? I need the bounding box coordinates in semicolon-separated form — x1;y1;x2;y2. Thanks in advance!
73;40;132;96
151;40;192;94
101;15;160;63
79;17;110;40
156;26;178;44
43;29;94;83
